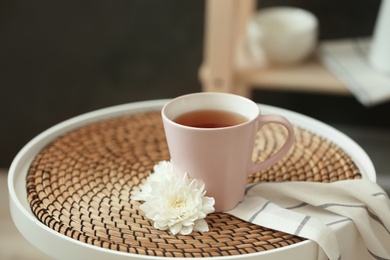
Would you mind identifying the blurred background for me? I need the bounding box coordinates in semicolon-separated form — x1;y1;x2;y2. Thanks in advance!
1;0;389;168
1;0;389;259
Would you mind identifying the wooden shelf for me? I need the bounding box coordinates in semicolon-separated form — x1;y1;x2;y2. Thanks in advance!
199;0;351;98
236;52;350;95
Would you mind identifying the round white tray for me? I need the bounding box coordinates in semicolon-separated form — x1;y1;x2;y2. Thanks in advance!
8;100;376;260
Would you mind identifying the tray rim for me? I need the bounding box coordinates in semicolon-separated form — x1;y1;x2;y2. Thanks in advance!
8;99;375;260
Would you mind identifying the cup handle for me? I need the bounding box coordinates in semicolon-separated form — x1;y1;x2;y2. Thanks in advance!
249;114;294;173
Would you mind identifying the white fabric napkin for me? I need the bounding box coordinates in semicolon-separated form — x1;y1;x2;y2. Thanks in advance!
226;180;390;260
320;38;390;107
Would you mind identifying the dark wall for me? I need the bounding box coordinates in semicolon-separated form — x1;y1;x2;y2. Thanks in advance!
0;1;205;166
0;0;383;167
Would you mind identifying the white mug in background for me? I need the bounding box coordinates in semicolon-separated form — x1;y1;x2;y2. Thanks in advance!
162;92;294;212
247;7;318;66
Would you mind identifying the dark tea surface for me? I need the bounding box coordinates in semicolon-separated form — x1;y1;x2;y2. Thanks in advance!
173;109;248;128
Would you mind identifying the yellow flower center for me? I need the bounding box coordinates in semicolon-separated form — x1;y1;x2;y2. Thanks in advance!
172;198;185;209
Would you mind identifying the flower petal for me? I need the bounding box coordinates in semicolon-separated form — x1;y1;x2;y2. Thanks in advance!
169;222;182;235
202;197;216;214
194;219;209;233
180;225;194;235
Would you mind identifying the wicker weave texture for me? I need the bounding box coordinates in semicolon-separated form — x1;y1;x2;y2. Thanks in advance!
26;111;361;257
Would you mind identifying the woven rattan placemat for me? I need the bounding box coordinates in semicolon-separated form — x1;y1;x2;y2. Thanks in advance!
26;111;362;257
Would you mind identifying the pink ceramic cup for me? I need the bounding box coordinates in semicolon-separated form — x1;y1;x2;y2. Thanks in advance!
162;92;294;212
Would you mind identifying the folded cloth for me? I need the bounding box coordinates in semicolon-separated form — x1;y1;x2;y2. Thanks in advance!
320;38;390;107
226;180;390;260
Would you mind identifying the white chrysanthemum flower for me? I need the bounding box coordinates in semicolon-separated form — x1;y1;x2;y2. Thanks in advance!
133;161;215;235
